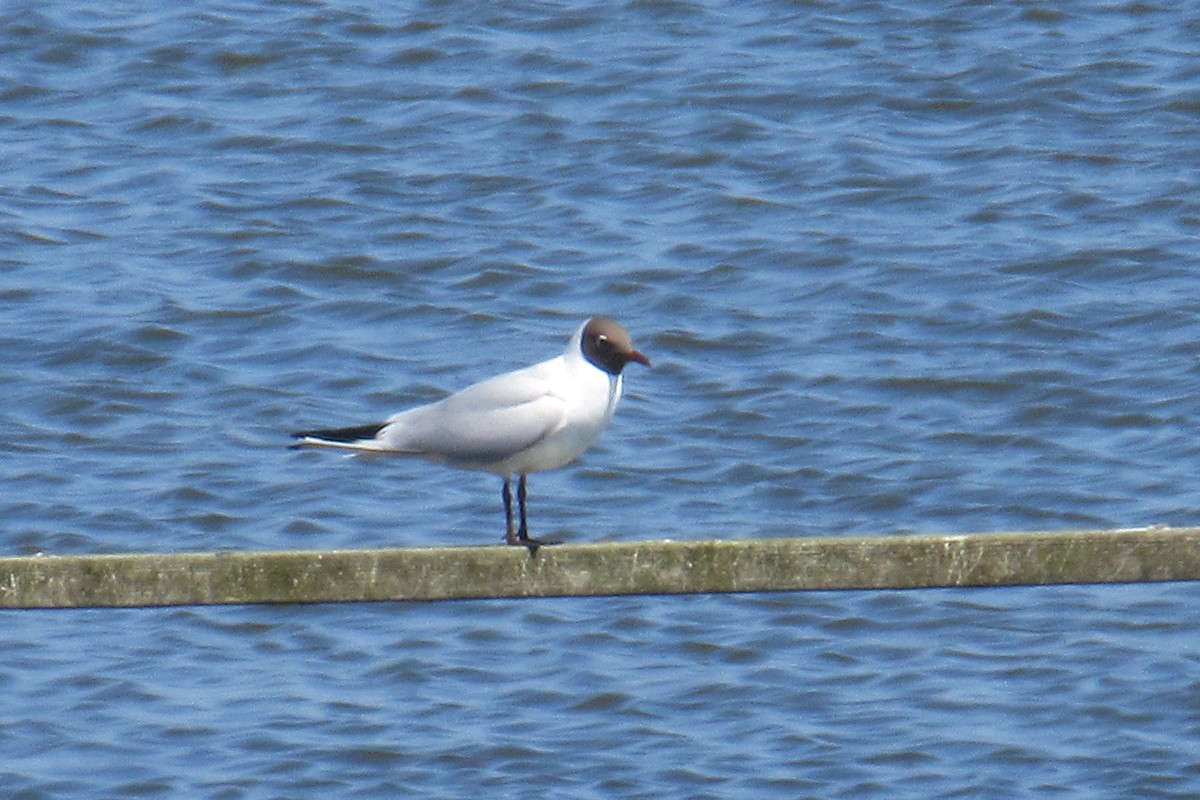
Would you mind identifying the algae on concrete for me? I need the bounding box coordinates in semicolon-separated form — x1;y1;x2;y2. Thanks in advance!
0;527;1195;609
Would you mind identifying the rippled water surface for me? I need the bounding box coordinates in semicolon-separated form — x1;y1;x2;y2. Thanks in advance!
4;2;1200;798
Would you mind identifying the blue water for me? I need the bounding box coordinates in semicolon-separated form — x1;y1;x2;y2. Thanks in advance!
4;2;1200;797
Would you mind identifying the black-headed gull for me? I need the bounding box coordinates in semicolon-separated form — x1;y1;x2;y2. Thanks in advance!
293;316;650;549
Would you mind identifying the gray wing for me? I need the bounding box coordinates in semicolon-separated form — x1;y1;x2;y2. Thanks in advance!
377;361;567;466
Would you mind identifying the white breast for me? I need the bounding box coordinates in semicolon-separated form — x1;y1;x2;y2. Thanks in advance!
491;369;621;476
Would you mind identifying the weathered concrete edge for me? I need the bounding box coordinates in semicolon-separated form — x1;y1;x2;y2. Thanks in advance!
0;526;1195;609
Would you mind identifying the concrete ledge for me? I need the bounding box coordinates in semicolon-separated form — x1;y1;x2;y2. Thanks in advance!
0;527;1195;609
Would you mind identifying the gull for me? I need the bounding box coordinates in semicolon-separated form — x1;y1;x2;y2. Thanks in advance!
293;316;650;550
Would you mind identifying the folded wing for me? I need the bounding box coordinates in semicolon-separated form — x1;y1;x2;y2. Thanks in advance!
363;361;570;467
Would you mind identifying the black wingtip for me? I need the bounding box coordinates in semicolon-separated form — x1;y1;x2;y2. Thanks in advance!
292;422;388;444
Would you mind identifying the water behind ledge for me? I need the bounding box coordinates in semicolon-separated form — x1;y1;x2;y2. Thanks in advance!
4;2;1200;797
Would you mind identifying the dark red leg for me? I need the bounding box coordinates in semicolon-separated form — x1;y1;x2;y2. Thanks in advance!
517;474;529;541
502;478;518;545
509;474;545;554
